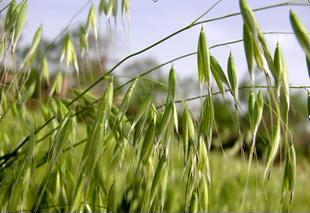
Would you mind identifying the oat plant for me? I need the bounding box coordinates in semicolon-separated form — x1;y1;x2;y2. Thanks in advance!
0;0;310;212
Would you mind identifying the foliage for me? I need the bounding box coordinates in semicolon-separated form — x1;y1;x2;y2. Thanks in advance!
0;0;309;212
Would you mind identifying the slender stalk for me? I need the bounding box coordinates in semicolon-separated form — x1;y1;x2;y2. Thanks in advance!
194;2;309;26
191;0;224;24
0;1;14;14
157;85;310;109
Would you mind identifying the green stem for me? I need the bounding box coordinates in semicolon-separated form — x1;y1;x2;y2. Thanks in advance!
157;85;310;108
191;0;224;24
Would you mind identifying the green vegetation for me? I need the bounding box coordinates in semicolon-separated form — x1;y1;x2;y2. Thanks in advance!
0;0;309;212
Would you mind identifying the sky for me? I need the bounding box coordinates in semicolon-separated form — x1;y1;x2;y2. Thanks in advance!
3;0;310;88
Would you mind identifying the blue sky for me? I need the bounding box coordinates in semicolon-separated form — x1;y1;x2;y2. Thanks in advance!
12;0;310;86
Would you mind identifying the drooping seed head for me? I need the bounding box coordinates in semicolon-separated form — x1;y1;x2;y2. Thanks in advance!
210;55;229;97
197;27;211;86
227;52;238;101
290;10;310;59
243;24;254;81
